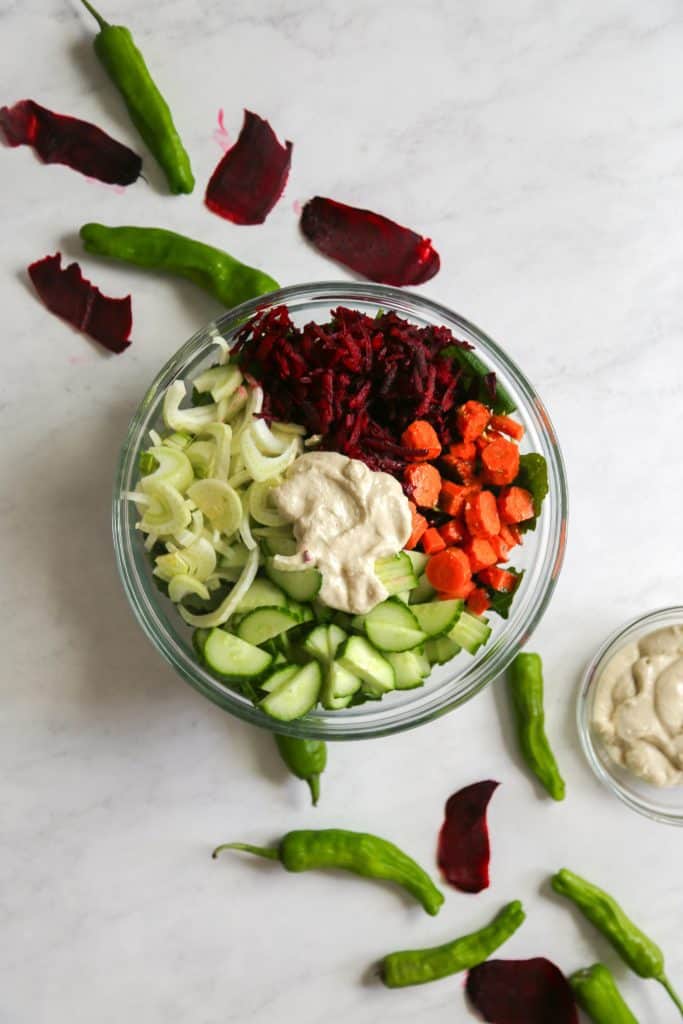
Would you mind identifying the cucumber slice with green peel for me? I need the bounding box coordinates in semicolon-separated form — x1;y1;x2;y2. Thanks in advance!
338;636;395;696
234;578;287;614
409;574;437;605
410;599;464;639
350;615;366;634
192;627;210;660
261;534;299;557
374;552;418;595
286;600;315;623
448;610;492;654
321;661;361;709
260;663;299;693
203;628;272;680
413;648;431;677
365;598;427;653
236;606;300;645
326;624;347;659
386;650;428;690
260;662;322;721
395;590;412;604
303;624;331;662
425;635;462;665
331;611;354;632
405;550;429;576
265;560;323;602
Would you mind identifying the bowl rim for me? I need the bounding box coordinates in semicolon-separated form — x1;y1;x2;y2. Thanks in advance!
112;280;568;740
577;605;683;826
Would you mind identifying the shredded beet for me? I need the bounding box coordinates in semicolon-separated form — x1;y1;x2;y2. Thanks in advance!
437;779;498;893
28;253;132;354
300;196;440;286
466;958;579;1024
0;99;142;185
232;305;474;476
205;109;292;224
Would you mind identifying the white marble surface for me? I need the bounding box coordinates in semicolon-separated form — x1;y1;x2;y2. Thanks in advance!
2;1;683;1020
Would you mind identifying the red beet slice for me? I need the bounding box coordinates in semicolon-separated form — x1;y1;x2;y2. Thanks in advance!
28;253;132;354
466;958;579;1024
205;109;292;225
300;196;440;286
0;99;142;185
437;779;498;893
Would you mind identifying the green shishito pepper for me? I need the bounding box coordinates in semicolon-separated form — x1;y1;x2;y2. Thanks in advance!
380;900;525;988
80;224;280;308
79;0;194;193
213;829;444;916
569;963;639;1024
507;652;565;800
552;869;683;1015
274;735;327;806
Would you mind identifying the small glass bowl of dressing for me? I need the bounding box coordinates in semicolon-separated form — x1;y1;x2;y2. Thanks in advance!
577;606;683;826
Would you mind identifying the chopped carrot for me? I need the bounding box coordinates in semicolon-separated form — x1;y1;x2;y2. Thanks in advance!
439;480;470;516
421;527;447;555
441;455;479;485
438;580;475;600
463;537;498;573
456;400;490;442
489;533;511;563
401;420;442;461
465;490;501;538
467;587;491;615
481;437;520;487
438;519;467;546
490;414;525;441
405;500;428;549
478;567;518;592
426;547;472;594
475;430;504;453
404;463;441;508
499;524;521;549
447;441;476;461
497;486;534;524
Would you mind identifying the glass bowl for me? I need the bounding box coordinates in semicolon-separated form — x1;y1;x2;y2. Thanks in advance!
113;282;567;740
577;607;683;826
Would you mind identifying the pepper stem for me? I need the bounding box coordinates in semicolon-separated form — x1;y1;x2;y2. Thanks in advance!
78;0;109;30
658;975;683;1016
211;842;279;861
307;774;320;806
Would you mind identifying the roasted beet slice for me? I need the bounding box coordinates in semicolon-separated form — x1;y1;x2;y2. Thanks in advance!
300;196;440;286
205;109;292;224
28;253;132;354
466;958;579;1023
0;99;141;185
437;779;498;893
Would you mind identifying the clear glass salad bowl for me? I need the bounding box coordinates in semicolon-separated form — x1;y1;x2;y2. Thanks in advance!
113;282;568;739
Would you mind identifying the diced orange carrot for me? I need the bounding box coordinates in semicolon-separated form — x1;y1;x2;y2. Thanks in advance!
421;527;447;555
405;500;428;549
426;547;472;594
456;401;490;442
475;430;504;453
490;414;525;441
497;486;534;524
463;537;498;573
401;420;442;461
447;441;476;461
467;587;491;615
438;519;467;546
441;455;479;485
478;567;518;592
465;490;501;538
481;437;520;487
489;533;511;563
439;480;470;517
439;580;475;600
499;524;521;549
404;463;441;508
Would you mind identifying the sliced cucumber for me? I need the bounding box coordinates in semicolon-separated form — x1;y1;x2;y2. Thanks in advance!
265;560;323;602
286;600;315;623
350;614;366;634
410;599;464;639
303;624;331;662
260;662;322;721
409;574;437;605
338;636;395;696
395;590;412;604
260;663;299;693
449;610;492;654
204;628;272;681
386;650;428;690
192;627;210;660
413;647;431;678
405;550;429;576
312;599;334;623
326;624;347;659
235;578;286;614
261;533;298;557
332;611;354;632
321;661;361;709
236;606;300;645
374;552;418;595
365;598;427;653
425;635;462;666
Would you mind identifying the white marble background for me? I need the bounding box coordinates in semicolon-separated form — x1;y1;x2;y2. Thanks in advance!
2;0;682;1021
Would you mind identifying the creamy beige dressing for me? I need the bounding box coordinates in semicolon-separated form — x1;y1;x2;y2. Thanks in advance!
591;626;683;787
272;451;412;614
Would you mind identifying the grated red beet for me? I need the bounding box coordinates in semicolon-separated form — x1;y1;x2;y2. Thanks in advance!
300;196;440;286
233;305;476;476
28;253;132;353
466;958;579;1024
0;99;141;185
437;779;498;893
205;109;292;225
